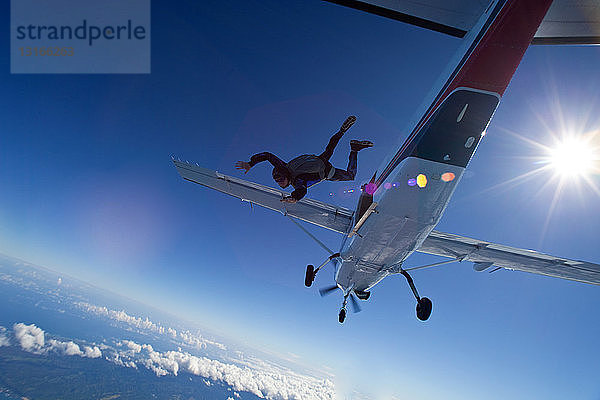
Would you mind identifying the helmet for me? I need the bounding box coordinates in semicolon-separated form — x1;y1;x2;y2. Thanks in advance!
272;167;290;187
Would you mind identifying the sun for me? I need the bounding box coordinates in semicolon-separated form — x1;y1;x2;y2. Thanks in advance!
473;128;600;246
547;137;596;178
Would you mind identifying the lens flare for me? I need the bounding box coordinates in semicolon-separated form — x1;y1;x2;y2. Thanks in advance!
416;174;427;188
364;183;377;195
407;178;416;187
441;172;456;182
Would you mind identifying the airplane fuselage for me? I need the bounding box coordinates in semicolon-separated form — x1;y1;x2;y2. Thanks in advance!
337;157;465;291
333;0;554;295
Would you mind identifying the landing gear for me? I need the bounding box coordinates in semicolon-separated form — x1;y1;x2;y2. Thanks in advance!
400;269;433;321
303;253;340;287
305;265;315;287
338;308;346;323
354;289;370;300
339;293;349;324
335;289;361;324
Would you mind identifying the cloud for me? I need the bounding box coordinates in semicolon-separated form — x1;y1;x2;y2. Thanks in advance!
76;302;165;334
106;351;137;368
11;323;101;358
122;339;142;354
83;345;102;358
48;339;83;356
13;323;45;353
179;330;227;351
0;326;10;347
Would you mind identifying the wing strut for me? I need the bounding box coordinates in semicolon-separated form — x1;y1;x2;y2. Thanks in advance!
388;257;463;274
287;216;335;255
288;215;343;289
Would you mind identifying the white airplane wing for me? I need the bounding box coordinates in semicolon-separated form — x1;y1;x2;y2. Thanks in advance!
326;0;600;44
418;230;600;285
173;160;354;234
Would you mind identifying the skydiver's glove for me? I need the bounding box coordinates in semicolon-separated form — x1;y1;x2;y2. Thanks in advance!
235;161;251;174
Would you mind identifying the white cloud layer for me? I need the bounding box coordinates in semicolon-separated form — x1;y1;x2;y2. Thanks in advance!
78;303;165;333
110;339;334;400
11;323;101;358
5;322;333;399
76;302;226;351
7;313;332;399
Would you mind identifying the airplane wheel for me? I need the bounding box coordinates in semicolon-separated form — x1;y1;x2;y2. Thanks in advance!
338;308;346;324
305;265;315;287
416;297;432;321
354;290;370;300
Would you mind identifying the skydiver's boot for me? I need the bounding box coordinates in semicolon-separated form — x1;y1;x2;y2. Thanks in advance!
319;116;357;162
350;140;374;152
340;115;357;134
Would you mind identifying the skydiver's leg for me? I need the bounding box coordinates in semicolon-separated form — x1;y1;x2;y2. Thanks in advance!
329;150;357;181
318;116;357;162
329;140;373;181
318;131;344;162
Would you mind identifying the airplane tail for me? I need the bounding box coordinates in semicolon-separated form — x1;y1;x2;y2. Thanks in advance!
375;0;553;186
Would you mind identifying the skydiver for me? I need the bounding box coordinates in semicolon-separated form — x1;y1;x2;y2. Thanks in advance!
235;116;373;203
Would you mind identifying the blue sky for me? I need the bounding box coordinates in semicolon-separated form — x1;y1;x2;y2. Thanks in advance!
1;1;600;398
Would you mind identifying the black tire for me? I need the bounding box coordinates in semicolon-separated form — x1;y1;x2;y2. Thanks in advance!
416;297;432;321
304;265;315;287
338;308;346;323
354;290;370;300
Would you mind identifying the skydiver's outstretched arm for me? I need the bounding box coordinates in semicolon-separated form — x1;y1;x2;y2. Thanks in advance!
235;152;287;174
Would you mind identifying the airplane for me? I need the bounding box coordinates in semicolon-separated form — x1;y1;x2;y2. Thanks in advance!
173;0;600;323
